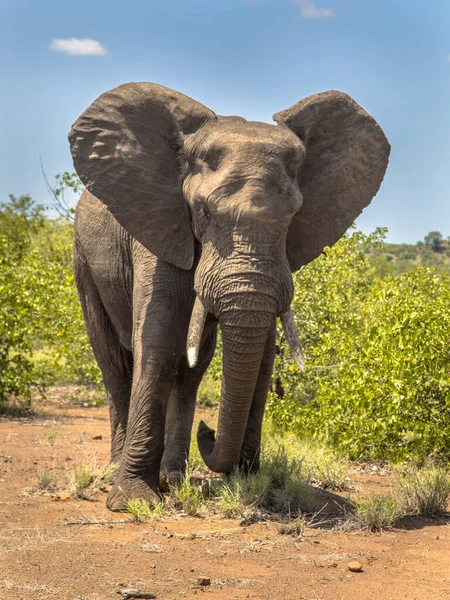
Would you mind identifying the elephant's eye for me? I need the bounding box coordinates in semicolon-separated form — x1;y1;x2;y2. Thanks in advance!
198;205;209;219
195;204;211;240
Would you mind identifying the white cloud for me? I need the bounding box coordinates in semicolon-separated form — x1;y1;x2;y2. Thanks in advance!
291;0;335;20
48;38;108;56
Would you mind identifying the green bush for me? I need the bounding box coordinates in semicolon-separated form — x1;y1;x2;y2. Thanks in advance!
268;230;450;460
0;235;38;409
0;187;101;412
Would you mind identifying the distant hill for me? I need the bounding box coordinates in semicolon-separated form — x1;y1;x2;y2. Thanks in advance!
368;234;450;277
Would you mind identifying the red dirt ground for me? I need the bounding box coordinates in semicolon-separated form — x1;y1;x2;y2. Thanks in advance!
1;394;449;600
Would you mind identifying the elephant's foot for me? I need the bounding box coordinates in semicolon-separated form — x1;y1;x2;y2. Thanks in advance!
106;476;161;512
159;470;184;491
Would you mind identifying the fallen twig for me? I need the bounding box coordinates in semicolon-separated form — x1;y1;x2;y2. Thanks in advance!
117;589;156;600
60;518;127;526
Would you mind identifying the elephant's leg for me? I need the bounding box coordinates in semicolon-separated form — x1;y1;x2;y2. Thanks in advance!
73;245;133;465
160;326;217;487
106;349;179;511
108;378;132;465
106;257;194;511
238;321;276;473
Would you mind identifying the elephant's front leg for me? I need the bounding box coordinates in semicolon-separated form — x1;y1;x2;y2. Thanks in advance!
238;321;276;473
106;348;179;511
106;259;192;511
160;324;217;487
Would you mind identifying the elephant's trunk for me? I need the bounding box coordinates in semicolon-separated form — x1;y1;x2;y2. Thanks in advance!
197;310;274;474
193;246;304;473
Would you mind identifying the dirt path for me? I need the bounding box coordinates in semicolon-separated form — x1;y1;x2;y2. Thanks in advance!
0;398;449;600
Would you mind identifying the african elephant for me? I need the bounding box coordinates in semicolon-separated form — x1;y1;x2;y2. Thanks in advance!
69;82;390;511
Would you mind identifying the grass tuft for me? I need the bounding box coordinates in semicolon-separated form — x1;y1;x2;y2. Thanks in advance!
36;468;58;490
300;443;349;491
91;462;119;488
215;481;245;518
169;472;205;516
354;494;402;531
259;445;313;514
277;518;307;538
45;427;59;446
262;430;349;491
395;462;450;517
126;498;166;522
71;464;94;497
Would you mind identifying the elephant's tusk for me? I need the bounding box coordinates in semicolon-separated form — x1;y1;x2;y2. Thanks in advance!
280;308;305;372
186;296;208;368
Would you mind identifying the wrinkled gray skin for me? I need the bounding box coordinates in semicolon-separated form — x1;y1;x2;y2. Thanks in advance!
69;83;390;511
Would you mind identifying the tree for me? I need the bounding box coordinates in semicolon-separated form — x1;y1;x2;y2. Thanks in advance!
0;195;46;258
424;231;444;252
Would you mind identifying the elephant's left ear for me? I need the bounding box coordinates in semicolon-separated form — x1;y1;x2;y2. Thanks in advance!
273;91;390;272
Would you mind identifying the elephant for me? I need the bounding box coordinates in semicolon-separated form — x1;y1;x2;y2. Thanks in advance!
69;82;390;511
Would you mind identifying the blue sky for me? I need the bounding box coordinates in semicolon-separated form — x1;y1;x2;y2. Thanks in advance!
1;0;449;243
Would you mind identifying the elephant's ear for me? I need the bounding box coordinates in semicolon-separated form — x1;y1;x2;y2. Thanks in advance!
273;91;390;271
69;82;216;269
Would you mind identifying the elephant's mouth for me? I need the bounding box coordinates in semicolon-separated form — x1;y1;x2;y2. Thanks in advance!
186;295;305;371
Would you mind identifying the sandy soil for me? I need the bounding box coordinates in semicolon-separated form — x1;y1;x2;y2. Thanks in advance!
0;395;449;600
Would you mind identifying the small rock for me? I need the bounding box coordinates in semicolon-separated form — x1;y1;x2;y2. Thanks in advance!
348;561;363;573
197;577;211;586
92;434;103;440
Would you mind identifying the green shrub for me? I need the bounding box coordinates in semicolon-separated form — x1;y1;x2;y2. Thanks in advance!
268;229;450;461
0;235;40;410
0;186;101;413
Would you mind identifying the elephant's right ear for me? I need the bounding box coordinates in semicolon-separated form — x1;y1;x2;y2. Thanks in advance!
69;82;216;270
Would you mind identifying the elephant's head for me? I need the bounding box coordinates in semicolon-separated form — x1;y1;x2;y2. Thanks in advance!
69;83;390;473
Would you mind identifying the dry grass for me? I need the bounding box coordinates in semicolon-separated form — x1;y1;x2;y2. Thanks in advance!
353;494;403;531
45;427;59;446
36;468;58;491
394;462;450;517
